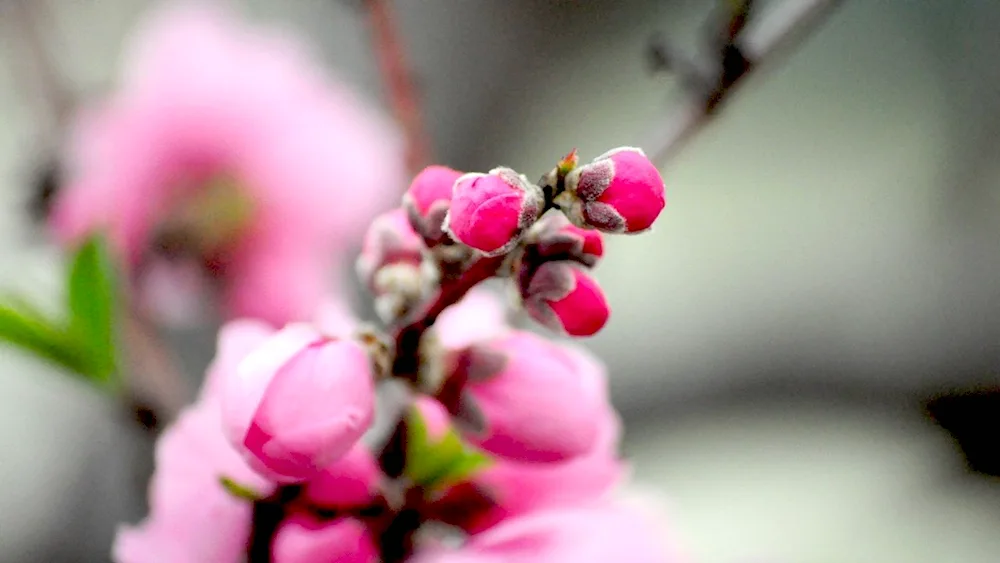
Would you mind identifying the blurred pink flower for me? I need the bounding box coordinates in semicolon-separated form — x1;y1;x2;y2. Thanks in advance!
220;323;376;482
51;1;404;326
112;397;275;563
412;500;685;563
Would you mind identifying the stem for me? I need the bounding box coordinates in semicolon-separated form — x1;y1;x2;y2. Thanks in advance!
390;254;507;383
120;308;193;425
646;0;843;165
364;0;431;175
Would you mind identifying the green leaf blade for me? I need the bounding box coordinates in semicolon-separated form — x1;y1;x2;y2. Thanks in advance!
66;235;119;385
404;407;493;491
0;300;89;375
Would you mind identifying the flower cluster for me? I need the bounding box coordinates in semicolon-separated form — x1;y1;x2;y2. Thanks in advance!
116;144;672;562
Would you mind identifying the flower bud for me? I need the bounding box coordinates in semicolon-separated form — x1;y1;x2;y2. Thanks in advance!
356;208;438;323
303;443;380;509
521;262;610;337
221;324;376;482
527;212;604;268
355;208;425;289
403;165;464;243
444;167;544;256
563;147;665;234
456;332;607;463
272;515;377;563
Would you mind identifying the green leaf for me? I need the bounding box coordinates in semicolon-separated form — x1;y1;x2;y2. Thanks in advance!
66;235;118;385
219;476;264;502
405;407;492;490
0;299;89;375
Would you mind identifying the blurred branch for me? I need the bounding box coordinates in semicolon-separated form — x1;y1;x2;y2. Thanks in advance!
645;0;843;166
121;308;192;428
1;0;74;136
363;0;431;175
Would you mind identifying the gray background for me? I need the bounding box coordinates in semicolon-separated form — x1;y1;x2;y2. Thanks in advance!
1;1;999;561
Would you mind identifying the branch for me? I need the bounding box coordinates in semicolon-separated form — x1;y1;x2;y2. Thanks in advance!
2;0;74;137
363;0;431;175
645;0;844;166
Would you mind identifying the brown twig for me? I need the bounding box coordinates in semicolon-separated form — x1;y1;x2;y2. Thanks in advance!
363;0;431;175
120;308;193;425
1;0;75;136
645;0;843;166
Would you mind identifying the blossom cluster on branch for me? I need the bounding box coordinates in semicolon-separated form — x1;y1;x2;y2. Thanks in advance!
39;3;681;562
114;141;674;562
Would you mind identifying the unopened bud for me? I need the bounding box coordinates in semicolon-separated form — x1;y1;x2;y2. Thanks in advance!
521;262;610;337
443;168;544;256
220;324;376;482
403;165;464;244
457;332;606;463
526;212;604;268
357;208;438;323
562;147;665;234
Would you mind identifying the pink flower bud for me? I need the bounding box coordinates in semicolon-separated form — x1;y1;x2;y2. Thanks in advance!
221;324;376;482
457;332;607;463
356;208;438;323
303;443;380;509
452;346;624;532
444;167;544;256
355;208;425;290
564;147;666;234
403;165;464;242
272;515;377;563
521;262;610;337
528;212;605;268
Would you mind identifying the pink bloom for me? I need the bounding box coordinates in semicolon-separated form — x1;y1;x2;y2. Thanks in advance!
51;2;404;326
404;165;464;242
272;515;378;563
444;168;544;255
564;147;665;234
468;345;624;527
458;332;608;463
303;443;380;509
221;324;376;482
411;500;684;563
112;399;275;563
433;288;510;351
521;262;610;337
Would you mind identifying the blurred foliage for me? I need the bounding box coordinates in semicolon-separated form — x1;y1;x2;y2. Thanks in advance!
405;407;491;491
0;235;119;387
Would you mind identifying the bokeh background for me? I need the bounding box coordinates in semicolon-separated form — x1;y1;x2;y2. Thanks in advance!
1;1;999;561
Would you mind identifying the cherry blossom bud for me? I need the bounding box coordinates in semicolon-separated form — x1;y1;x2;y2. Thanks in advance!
444;167;544;256
221;324;376;482
563;147;666;234
527;212;605;267
303;443;380;509
355;208;425;288
521;262;610;337
272;515;377;563
356;208;438;323
456;332;607;463
403;165;464;243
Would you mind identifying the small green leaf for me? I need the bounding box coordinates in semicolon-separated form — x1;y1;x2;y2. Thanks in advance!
0;299;89;375
219;476;264;502
405;407;492;490
67;235;118;385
